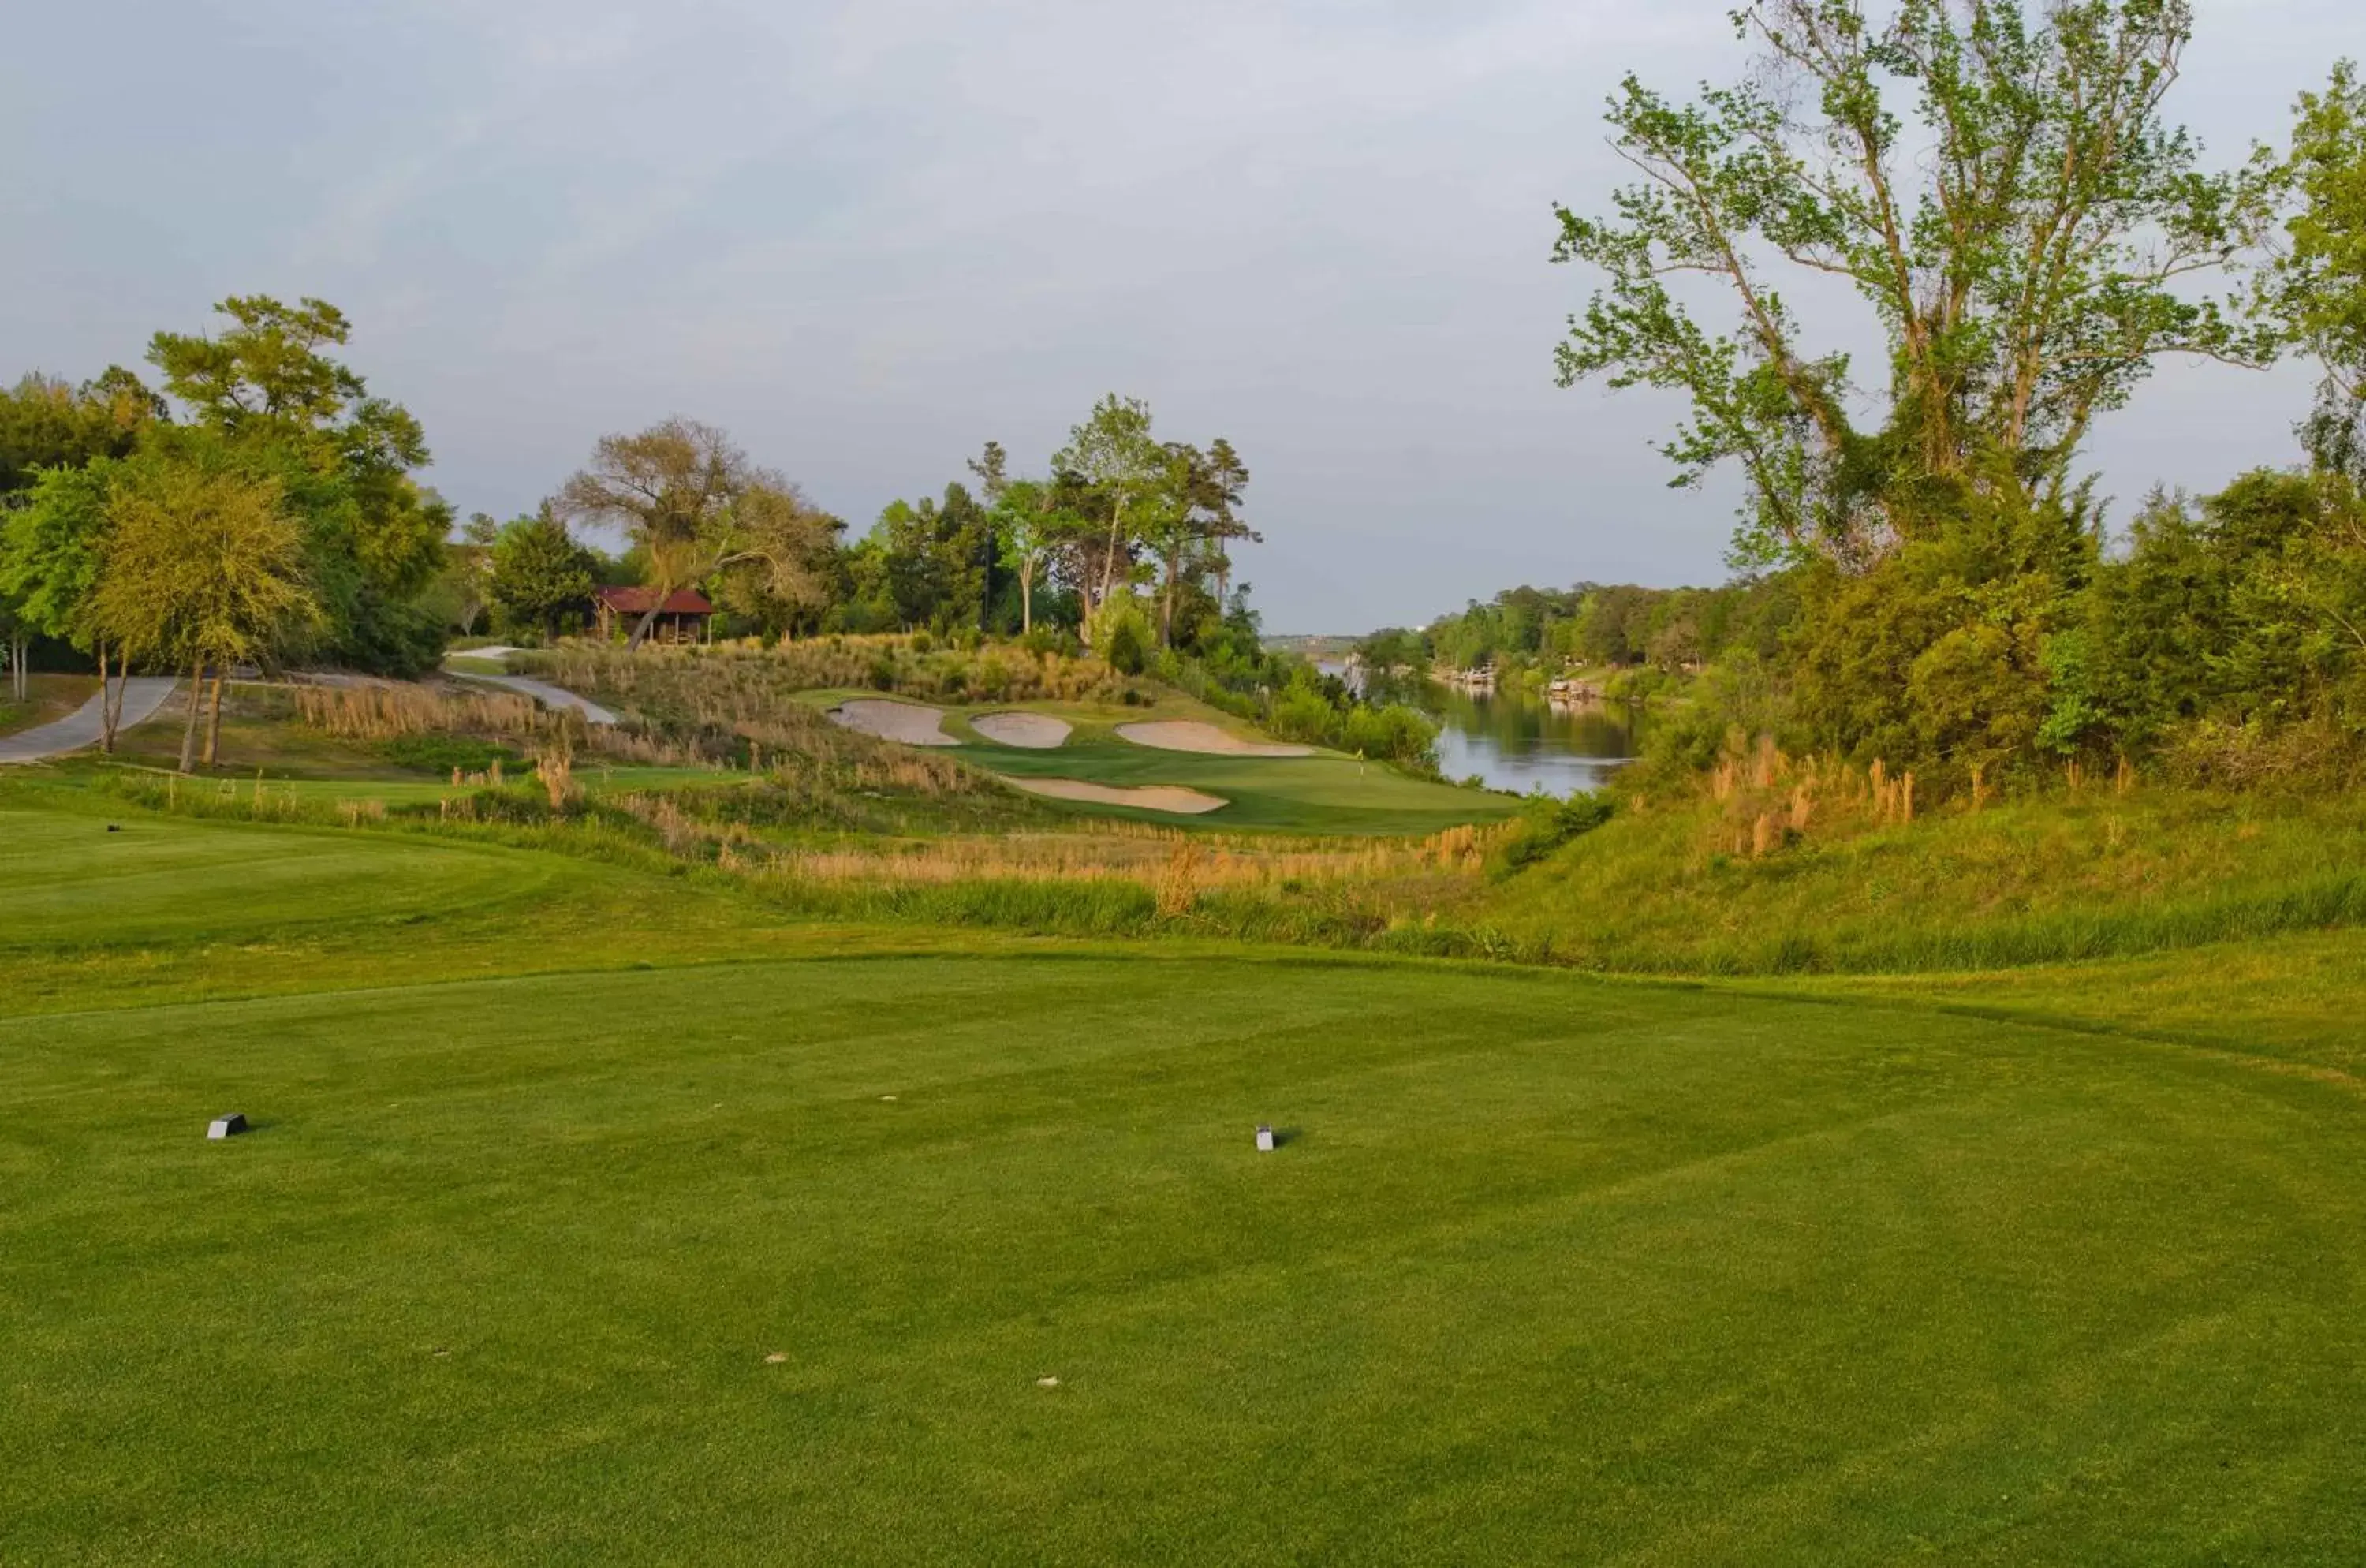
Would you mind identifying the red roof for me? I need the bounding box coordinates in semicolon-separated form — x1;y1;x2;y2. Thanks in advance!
595;586;713;614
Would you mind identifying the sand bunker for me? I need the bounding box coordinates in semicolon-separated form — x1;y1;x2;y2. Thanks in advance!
970;711;1073;749
1114;720;1312;757
1007;778;1228;815
828;699;959;746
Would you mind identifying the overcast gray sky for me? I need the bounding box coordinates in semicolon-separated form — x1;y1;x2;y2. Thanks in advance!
3;0;2354;630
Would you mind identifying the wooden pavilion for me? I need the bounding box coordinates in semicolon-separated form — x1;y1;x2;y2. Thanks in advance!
592;586;715;644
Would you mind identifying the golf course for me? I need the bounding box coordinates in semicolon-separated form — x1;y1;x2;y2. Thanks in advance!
11;0;2366;1551
5;788;2364;1563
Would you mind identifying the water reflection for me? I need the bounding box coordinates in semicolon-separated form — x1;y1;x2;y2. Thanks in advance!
1321;661;1640;796
1424;684;1638;795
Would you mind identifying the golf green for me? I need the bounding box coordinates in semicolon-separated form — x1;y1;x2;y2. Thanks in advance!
967;739;1522;833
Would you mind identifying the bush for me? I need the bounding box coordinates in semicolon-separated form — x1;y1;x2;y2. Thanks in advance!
1104;616;1147;675
1489;791;1615;878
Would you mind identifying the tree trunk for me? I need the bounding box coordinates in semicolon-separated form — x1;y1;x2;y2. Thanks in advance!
1095;497;1127;606
1160;544;1183;647
106;648;129;745
177;657;203;774
1020;562;1035;636
203;666;226;767
626;592;671;651
97;643;118;754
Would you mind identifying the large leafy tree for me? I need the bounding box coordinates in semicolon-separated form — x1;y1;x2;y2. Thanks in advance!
987;477;1080;635
557;418;833;648
486;509;597;640
1554;0;2272;570
1053;394;1161;625
2256;61;2366;476
0;463;135;745
869;485;990;633
86;438;318;771
1141;437;1256;646
1554;0;2274;775
0;368;162;495
146;296;450;673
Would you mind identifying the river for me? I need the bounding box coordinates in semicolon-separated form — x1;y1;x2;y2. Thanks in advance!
1319;662;1640;795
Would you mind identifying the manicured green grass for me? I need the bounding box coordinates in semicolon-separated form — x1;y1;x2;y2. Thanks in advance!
2;799;2364;1562
0;801;584;949
972;738;1517;834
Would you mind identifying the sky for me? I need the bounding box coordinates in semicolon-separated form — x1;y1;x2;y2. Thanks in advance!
2;0;2357;631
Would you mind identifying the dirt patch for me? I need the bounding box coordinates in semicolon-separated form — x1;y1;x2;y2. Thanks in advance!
1006;778;1228;815
1115;720;1312;757
971;711;1072;749
827;699;959;747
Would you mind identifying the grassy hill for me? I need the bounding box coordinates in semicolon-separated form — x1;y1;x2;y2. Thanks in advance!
4;790;2365;1562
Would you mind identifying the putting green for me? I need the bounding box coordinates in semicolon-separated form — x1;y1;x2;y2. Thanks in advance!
972;739;1520;833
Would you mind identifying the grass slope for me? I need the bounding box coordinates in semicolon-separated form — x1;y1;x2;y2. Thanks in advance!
1468;787;2366;972
2;801;2363;1562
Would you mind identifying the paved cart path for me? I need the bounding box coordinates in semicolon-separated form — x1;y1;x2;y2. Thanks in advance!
0;678;178;763
450;671;618;726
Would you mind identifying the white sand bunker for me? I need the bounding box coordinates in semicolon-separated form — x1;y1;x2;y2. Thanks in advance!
971;711;1072;749
828;699;959;746
1115;720;1312;757
1008;778;1228;815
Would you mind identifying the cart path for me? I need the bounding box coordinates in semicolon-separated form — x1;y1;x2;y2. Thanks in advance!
450;671;618;726
0;678;180;763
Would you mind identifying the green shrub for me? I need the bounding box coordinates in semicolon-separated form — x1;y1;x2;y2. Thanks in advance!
376;735;524;775
1489;791;1615;878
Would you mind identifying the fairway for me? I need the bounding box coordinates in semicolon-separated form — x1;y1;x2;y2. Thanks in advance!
4;813;2364;1564
0;803;580;949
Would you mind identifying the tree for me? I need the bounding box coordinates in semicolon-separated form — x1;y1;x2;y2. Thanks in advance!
1554;0;2272;570
0;462;132;746
0;593;24;704
1140;439;1257;648
429;513;502;637
990;477;1075;635
711;485;844;638
558;418;827;649
0;369;162;495
1194;437;1258;610
487;510;597;640
84;442;318;771
2256;61;2366;476
146;295;449;674
1553;0;2273;775
1053;394;1162;627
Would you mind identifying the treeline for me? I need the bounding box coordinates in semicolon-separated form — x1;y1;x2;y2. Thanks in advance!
0;298;453;765
444;394;1258;663
1368;579;1798;681
1535;6;2366;794
1;301;1435;768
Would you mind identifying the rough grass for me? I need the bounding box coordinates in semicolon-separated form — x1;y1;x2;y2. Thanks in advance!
523;635;1138;712
4;797;2366;1562
1461;781;2366;973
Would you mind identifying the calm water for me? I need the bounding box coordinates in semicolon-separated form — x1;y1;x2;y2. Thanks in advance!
1321;662;1640;795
